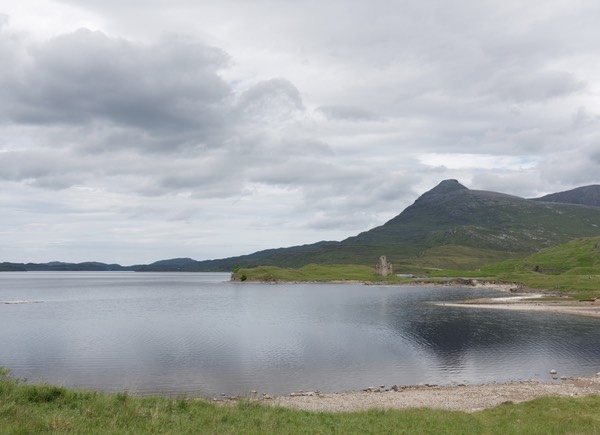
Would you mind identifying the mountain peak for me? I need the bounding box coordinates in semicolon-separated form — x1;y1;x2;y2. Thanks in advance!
414;179;468;204
430;179;468;194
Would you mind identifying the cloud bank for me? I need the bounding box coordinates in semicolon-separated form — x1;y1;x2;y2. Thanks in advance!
1;1;600;263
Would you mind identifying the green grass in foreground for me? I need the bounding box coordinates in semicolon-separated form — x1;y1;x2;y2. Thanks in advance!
1;369;599;434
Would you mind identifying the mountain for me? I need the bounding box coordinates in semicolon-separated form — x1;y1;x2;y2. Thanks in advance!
533;185;600;207
346;179;600;251
5;180;600;272
173;179;600;271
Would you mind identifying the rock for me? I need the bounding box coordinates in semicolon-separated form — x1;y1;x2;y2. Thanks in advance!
550;369;558;375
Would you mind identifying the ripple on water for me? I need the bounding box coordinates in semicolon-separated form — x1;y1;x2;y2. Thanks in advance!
2;274;600;397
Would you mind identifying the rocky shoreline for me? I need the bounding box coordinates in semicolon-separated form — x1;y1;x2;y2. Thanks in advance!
250;375;600;413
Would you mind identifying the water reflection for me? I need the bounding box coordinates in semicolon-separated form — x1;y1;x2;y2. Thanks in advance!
1;273;599;397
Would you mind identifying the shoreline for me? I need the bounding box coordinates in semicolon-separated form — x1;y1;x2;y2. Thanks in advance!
254;376;600;413
237;278;600;319
437;300;600;318
435;286;600;318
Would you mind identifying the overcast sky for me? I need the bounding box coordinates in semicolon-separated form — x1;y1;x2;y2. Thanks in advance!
2;0;600;265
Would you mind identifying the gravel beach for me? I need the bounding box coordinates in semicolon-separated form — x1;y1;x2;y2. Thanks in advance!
265;376;600;413
234;281;600;413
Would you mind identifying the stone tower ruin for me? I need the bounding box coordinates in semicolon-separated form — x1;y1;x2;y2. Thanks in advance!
375;255;393;276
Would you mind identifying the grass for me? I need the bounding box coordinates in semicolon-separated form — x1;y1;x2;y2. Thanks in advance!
414;237;600;299
232;238;600;300
232;263;411;284
1;368;600;434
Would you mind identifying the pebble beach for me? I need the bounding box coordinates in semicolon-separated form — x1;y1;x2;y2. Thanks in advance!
265;376;600;413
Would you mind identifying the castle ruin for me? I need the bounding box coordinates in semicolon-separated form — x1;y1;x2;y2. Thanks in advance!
375;255;393;276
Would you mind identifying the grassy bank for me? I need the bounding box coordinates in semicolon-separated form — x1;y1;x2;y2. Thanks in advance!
231;263;411;284
1;370;599;434
426;237;600;300
232;238;600;300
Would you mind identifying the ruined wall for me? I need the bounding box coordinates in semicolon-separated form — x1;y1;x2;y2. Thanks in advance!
375;255;393;276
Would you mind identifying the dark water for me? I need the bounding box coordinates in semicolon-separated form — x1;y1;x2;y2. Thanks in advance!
1;272;599;397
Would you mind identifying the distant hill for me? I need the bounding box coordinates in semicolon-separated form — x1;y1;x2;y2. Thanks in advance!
172;179;600;271
5;180;600;273
533;185;600;207
134;258;199;272
0;261;129;272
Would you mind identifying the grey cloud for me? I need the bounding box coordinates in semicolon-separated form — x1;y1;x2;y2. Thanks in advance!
482;68;586;103
3;1;600;264
2;28;231;144
0;149;93;188
237;78;304;121
537;142;600;187
572;107;600;130
317;105;380;122
588;145;600;165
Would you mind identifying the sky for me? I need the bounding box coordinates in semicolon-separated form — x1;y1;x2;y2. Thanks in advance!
1;0;600;265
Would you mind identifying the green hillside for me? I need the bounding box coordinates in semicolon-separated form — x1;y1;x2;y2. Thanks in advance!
234;237;600;298
425;237;600;298
185;180;600;271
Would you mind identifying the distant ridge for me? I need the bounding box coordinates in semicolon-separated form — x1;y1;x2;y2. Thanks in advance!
533;185;600;208
4;180;600;272
177;179;600;271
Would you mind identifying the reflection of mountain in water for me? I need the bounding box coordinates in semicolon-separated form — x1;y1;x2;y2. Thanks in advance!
374;290;600;375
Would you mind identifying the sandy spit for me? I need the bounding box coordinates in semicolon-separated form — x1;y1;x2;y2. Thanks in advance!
437;301;600;318
261;377;600;413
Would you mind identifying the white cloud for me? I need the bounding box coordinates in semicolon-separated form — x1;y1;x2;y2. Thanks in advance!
417;153;538;171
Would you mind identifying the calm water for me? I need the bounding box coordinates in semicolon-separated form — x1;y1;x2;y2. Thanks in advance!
1;272;599;397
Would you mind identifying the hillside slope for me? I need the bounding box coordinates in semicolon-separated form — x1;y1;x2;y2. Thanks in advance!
350;179;600;252
533;185;600;207
180;180;600;271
